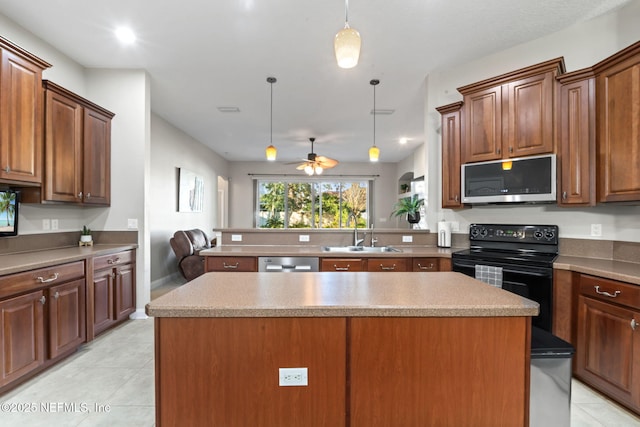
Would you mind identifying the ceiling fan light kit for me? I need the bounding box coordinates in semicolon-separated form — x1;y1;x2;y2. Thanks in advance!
265;77;277;161
295;137;338;175
335;0;361;69
369;79;380;162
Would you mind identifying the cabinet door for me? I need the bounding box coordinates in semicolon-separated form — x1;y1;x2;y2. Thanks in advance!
0;291;45;387
115;263;136;321
82;107;111;205
0;49;44;184
44;86;83;203
48;278;86;359
93;268;115;335
320;258;366;272
437;102;464;208
462;86;502;163
576;296;640;409
558;74;596;206
504;72;555;158
597;55;640;202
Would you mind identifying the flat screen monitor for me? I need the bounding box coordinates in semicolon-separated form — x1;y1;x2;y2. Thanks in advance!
0;189;19;237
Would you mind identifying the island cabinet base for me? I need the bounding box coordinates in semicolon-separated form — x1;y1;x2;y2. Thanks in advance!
154;316;530;427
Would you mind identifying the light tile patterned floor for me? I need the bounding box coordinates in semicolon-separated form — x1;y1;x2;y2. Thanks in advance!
1;280;639;426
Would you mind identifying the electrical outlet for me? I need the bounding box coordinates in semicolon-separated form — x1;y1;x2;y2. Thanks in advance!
42;219;50;230
402;235;413;243
591;224;602;237
299;235;310;242
231;234;243;242
51;219;59;230
279;367;308;386
127;218;138;229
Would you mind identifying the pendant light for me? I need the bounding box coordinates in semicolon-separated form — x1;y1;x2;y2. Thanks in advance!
369;79;380;162
265;77;277;161
334;0;361;69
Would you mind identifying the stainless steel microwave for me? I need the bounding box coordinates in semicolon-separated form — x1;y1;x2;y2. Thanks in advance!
461;154;556;204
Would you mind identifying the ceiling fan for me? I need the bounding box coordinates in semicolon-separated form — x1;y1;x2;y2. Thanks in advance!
294;137;338;175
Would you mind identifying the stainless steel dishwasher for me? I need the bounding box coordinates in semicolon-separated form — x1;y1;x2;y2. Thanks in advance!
258;256;319;272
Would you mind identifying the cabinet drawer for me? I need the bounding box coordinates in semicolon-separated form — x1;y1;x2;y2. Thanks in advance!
0;261;85;299
206;257;257;272
579;274;640;310
412;258;439;272
94;250;135;271
368;258;408;272
321;258;366;272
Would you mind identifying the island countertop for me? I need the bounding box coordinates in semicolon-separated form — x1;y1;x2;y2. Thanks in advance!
145;271;539;318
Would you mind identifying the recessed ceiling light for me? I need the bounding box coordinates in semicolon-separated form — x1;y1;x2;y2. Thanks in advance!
115;27;136;45
399;137;408;145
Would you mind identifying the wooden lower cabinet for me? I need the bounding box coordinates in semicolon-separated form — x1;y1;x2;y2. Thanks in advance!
412;257;440;272
206;256;257;272
0;291;45;387
92;250;136;336
155;315;530;427
576;274;640;412
48;278;86;359
321;258;366;272
367;258;408;272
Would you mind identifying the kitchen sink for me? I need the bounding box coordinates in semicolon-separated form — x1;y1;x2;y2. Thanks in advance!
321;246;402;253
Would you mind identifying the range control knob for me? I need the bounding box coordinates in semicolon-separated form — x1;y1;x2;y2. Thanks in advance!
533;230;544;240
470;227;480;238
544;230;556;240
480;228;488;237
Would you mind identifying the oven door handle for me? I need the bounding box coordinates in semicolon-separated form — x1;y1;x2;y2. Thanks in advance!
452;260;551;277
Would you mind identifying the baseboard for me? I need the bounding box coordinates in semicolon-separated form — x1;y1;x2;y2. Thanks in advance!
129;309;149;320
151;271;184;289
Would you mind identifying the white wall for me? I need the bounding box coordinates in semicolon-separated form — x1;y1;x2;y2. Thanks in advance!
227;161;398;229
150;114;229;284
425;0;640;242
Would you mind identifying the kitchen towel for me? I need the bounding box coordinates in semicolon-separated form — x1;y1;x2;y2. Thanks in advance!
475;265;503;288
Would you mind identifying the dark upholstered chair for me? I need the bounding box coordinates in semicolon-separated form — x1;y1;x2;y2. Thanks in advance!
170;229;211;281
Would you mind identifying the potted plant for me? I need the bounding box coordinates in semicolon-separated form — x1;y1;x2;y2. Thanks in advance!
80;225;92;243
391;196;424;224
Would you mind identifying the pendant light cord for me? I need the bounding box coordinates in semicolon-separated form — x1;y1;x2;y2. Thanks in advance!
270;81;273;144
373;81;376;147
344;0;349;25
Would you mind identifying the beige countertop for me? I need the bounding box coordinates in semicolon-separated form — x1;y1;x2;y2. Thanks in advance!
200;245;457;258
145;271;539;318
554;255;640;285
0;244;138;276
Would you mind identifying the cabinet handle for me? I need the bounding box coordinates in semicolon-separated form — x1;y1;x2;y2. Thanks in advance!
78;191;83;199
86;193;91;199
417;263;434;270
380;264;396;271
509;147;513;153
223;262;239;269
36;272;59;283
632;319;638;331
496;148;501;155
39;295;46;305
594;285;621;298
454;195;459;202
53;291;60;299
562;191;567;200
108;257;121;265
334;265;350;271
4;166;9;173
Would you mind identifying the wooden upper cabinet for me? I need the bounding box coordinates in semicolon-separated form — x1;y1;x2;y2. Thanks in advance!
436;102;464;208
458;58;564;164
0;37;51;185
594;41;640;203
557;68;596;206
40;80;114;205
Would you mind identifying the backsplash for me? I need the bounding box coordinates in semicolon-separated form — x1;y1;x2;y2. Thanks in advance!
0;231;138;255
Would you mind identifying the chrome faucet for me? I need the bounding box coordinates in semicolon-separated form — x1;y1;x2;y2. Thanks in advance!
349;213;365;246
370;223;378;247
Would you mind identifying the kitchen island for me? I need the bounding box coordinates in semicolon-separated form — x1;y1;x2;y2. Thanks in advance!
146;271;538;427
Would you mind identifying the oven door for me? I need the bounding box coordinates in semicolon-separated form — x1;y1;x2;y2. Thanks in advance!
452;257;552;332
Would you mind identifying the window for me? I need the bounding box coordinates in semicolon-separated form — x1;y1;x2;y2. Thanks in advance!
256;179;371;229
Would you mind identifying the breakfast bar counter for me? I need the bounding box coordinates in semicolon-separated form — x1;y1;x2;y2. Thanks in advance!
147;272;538;427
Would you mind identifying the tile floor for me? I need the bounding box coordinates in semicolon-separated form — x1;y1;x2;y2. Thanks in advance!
2;280;640;426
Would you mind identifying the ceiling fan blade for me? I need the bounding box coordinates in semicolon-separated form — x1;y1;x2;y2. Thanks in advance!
316;156;338;168
295;163;308;170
